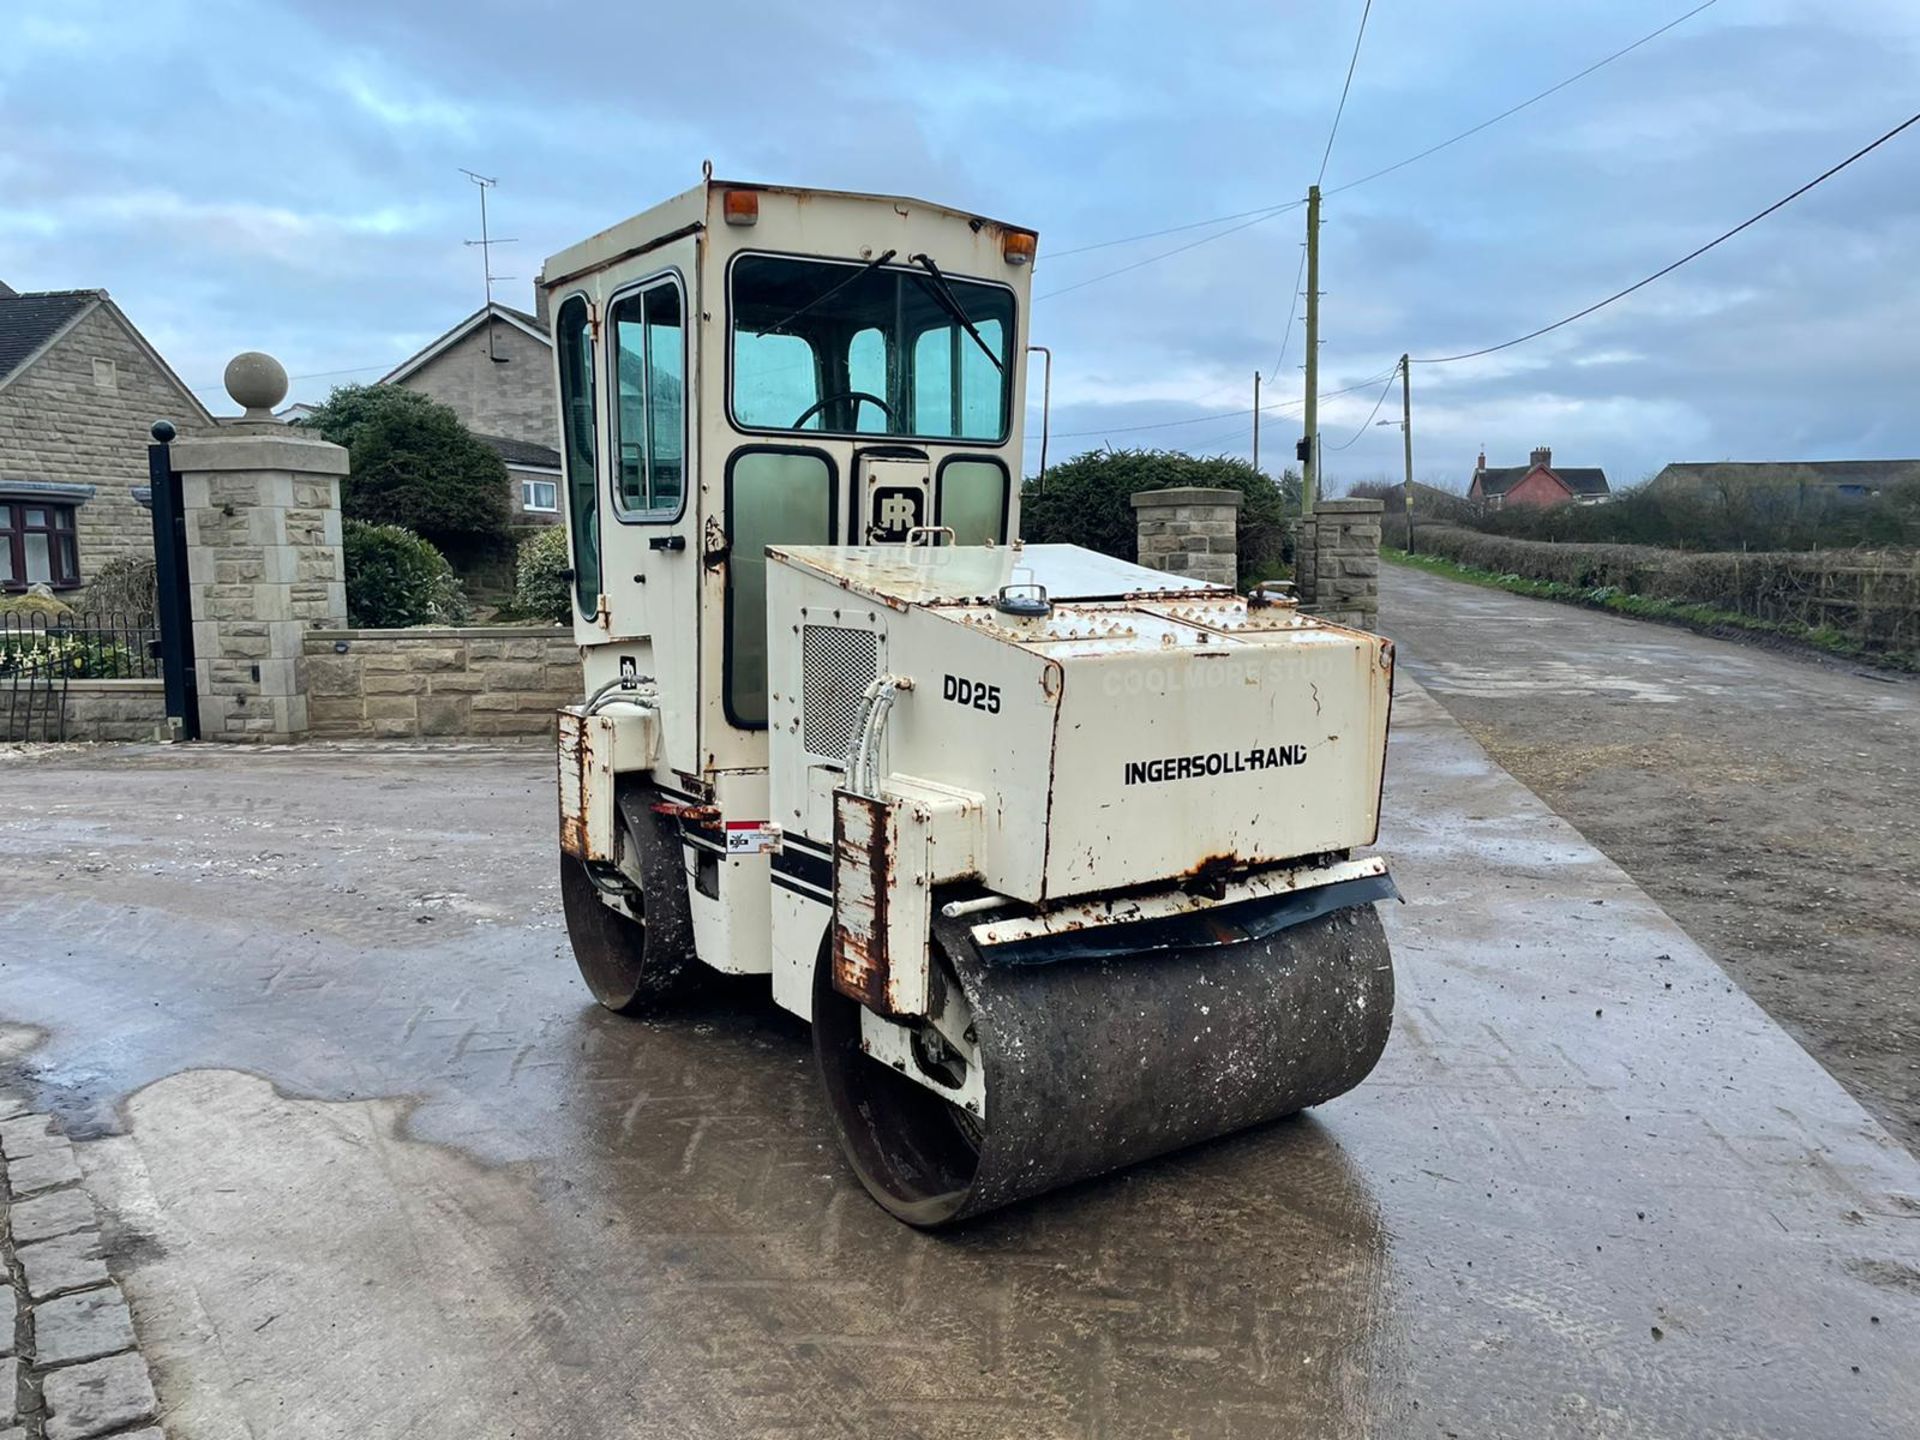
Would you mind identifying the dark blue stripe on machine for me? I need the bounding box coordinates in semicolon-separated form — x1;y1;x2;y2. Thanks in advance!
785;832;833;859
772;871;832;906
772;845;833;894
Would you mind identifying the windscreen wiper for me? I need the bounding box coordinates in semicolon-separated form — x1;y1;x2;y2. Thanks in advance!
755;249;896;338
909;253;1004;372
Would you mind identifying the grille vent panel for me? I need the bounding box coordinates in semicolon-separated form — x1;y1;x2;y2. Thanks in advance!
802;625;880;761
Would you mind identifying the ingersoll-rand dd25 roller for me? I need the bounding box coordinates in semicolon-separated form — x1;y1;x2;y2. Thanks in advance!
545;176;1396;1226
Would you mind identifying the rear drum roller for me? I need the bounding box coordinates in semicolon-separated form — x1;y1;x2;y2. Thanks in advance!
561;789;698;1014
815;901;1393;1227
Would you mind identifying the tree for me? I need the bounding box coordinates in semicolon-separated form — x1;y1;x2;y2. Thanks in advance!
1019;448;1301;588
298;384;511;552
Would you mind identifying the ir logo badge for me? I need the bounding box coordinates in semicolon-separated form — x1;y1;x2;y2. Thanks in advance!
869;486;925;542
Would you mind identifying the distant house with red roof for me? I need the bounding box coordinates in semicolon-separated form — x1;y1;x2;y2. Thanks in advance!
1468;447;1610;509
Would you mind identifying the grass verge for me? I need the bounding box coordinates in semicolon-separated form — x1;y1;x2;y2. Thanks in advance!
1383;547;1916;673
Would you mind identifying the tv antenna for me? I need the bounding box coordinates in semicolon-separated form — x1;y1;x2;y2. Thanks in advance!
460;168;518;362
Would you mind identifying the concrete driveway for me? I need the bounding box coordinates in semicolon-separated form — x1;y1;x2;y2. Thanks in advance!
1378;561;1920;1155
3;689;1918;1438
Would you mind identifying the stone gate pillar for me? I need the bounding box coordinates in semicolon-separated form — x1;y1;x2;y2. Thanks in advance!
1130;486;1242;586
1296;496;1382;629
168;353;347;742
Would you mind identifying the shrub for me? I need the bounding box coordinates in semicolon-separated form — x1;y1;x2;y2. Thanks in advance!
84;555;159;616
342;520;471;629
299;384;512;552
1020;448;1301;589
0;590;75;621
514;526;572;623
0;631;136;680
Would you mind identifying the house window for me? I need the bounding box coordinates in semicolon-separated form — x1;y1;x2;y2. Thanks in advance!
521;479;558;512
0;500;82;589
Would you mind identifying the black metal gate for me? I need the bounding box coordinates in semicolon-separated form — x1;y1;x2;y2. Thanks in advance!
147;420;199;740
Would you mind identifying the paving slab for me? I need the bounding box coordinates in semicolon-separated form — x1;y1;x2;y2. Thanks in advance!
0;1114;59;1159
41;1350;158;1440
1;712;1917;1438
8;1188;96;1246
16;1231;109;1302
6;1142;81;1197
0;1289;13;1356
0;1357;16;1426
34;1284;137;1368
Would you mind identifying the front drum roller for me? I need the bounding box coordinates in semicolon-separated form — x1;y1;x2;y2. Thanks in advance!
560;788;698;1014
814;901;1393;1227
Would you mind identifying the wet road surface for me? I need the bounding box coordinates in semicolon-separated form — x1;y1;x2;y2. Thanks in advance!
1379;562;1920;1155
3;690;1918;1438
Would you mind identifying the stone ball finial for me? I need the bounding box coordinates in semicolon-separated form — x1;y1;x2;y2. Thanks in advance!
224;351;289;421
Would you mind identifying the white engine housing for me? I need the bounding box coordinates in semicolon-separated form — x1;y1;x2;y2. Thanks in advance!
765;542;1392;904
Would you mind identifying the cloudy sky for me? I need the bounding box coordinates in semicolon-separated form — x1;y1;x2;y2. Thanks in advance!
4;0;1916;491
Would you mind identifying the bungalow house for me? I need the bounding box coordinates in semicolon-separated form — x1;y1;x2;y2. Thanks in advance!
1652;460;1919;500
0;283;212;600
381;301;561;526
1468;447;1610;509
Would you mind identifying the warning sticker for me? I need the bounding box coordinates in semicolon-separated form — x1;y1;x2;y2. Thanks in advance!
724;820;784;855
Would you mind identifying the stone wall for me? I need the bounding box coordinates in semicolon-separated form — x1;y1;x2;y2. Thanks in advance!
304;627;580;739
1296;497;1383;629
0;678;166;743
0;301;210;600
397;316;555;450
1130;487;1242;587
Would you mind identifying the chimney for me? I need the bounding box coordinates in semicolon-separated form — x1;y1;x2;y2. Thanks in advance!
1530;446;1552;470
533;277;550;332
1475;448;1486;476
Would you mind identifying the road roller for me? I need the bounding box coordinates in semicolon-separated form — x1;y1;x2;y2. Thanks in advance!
544;176;1397;1225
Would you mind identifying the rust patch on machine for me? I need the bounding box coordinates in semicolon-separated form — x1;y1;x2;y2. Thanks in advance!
832;790;891;1009
556;710;593;860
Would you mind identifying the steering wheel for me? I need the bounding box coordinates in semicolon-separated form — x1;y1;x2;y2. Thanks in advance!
792;391;897;430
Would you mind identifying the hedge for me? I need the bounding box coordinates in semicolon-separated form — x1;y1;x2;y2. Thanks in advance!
1412;525;1920;660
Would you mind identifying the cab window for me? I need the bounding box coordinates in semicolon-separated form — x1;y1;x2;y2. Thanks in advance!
730;254;1014;441
725;449;835;727
555;295;600;616
610;278;686;519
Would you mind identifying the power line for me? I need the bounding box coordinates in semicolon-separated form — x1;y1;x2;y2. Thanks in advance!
1412;109;1920;365
1036;0;1715;291
1327;0;1719;200
190;360;393;396
1267;243;1309;383
1326;363;1401;450
1318;0;1375;186
1036;204;1301;301
1046;202;1301;260
1046;369;1399;440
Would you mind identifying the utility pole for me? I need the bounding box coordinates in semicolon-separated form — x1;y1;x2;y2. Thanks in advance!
1301;185;1321;516
1400;353;1414;552
1252;371;1261;474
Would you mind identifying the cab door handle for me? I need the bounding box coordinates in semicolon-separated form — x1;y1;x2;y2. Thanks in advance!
649;535;686;551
